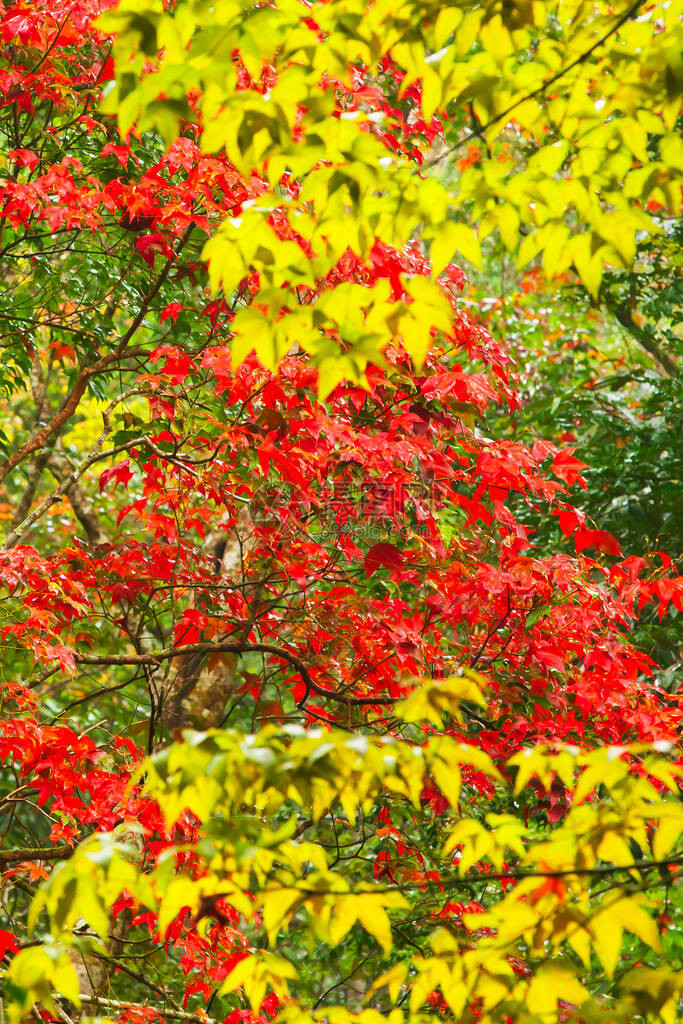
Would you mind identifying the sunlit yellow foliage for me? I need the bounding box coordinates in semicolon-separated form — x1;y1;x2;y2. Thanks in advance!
97;0;683;388
11;720;683;1024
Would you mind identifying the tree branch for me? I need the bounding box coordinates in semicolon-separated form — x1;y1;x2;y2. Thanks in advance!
1;387;139;550
71;641;398;708
0;846;73;866
0;978;219;1024
607;300;679;377
76;996;217;1024
0;226;193;487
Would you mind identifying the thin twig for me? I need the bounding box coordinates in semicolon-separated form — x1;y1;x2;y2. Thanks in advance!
422;0;645;172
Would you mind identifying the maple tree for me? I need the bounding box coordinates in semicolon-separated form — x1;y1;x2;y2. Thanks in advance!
0;3;682;1024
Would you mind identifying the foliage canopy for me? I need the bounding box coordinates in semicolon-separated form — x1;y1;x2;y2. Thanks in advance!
0;4;681;1024
101;0;683;391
